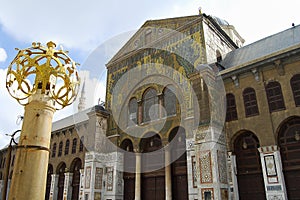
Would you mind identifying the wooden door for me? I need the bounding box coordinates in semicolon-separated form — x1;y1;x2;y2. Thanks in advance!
234;132;266;200
124;173;135;200
279;118;300;199
142;175;165;200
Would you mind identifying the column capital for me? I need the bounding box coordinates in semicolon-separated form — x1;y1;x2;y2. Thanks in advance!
258;145;279;153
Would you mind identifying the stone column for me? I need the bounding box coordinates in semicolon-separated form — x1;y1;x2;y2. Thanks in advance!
227;152;239;200
79;169;84;200
165;148;172;200
63;172;73;200
135;152;141;200
137;100;143;125
195;126;229;200
50;174;58;200
258;145;288;200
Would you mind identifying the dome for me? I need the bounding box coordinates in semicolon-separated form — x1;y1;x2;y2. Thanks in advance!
212;16;229;26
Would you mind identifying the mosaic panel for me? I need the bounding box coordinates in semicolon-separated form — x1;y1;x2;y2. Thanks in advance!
106;167;114;191
199;151;213;183
95;168;103;189
192;156;198;188
85;166;91;189
264;155;277;176
218;150;228;184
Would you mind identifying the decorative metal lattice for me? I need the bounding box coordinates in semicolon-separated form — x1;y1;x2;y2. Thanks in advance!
6;41;80;109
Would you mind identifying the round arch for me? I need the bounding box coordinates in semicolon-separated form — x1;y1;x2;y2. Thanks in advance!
277;116;300;199
70;158;82;173
120;138;134;152
230;129;262;152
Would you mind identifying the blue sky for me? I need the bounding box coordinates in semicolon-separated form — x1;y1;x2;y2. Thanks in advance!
0;0;300;148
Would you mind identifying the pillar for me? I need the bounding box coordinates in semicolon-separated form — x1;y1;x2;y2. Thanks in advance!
165;148;172;200
63;172;73;200
227;152;239;200
79;169;84;200
258;145;288;200
7;179;11;200
8;95;56;200
195;126;229;200
135;152;141;200
50;174;58;200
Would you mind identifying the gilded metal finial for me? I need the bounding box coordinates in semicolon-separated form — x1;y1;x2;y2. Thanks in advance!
6;41;80;110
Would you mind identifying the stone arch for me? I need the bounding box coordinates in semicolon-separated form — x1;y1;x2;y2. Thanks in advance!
139;132;162;152
230;129;262;152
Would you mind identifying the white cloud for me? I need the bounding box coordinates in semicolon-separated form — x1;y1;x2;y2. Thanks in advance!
0;69;23;148
0;0;190;52
0;48;7;62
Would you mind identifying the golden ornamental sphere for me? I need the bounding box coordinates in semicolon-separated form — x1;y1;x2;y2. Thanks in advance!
6;41;80;110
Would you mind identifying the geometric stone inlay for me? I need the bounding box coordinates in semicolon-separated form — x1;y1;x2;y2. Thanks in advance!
199;151;213;183
85;166;91;189
106;167;114;191
217;150;228;184
192;156;198;188
95;168;103;189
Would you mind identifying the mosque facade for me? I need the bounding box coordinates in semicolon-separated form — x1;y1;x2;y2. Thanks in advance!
0;10;300;200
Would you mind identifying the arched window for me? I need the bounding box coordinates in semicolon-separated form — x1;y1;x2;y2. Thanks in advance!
65;140;70;155
52;143;57;158
128;98;138;126
291;74;300;106
58;141;63;157
11;155;15;166
2;158;6;168
243;87;259;117
226;93;238;122
265;81;285;112
79;136;84;152
143;88;158;123
163;85;177;117
72;138;77;154
216;50;222;62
